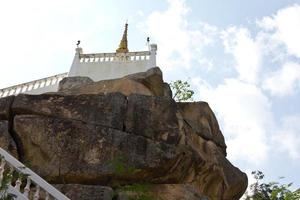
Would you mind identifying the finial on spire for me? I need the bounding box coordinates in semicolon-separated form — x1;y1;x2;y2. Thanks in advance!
76;40;81;47
116;22;129;53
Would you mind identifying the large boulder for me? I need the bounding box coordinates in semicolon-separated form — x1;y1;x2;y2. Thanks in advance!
12;93;127;130
58;67;172;98
54;184;209;200
177;102;227;155
125;94;180;144
10;94;247;199
115;184;210;200
12;93;181;145
58;76;94;91
185;133;247;200
54;184;113;200
177;102;247;199
0;67;248;200
147;184;210;200
14;115;195;185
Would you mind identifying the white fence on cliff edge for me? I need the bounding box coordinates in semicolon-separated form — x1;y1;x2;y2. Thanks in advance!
79;51;151;63
0;73;68;98
0;147;70;200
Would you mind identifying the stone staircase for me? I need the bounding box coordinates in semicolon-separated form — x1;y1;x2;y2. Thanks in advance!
0;147;70;200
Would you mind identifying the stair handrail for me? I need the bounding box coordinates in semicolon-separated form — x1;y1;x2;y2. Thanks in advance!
0;147;70;200
0;72;68;98
6;185;28;200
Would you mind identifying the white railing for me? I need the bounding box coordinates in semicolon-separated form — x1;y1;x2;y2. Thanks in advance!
0;147;70;200
79;51;151;63
0;73;68;98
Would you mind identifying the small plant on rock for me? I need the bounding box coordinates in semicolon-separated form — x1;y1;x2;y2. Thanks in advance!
170;80;194;102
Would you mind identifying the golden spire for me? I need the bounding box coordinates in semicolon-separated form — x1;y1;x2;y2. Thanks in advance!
116;23;129;53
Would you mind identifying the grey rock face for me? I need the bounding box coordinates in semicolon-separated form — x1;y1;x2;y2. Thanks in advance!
0;96;14;120
14;114;193;184
125;94;180;144
54;184;113;200
0;120;18;157
58;76;94;91
12;93;127;130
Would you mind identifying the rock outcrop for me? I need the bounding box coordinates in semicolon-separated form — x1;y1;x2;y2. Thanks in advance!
58;67;171;98
0;67;247;200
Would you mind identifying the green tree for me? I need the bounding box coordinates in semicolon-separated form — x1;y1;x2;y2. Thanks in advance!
245;171;300;200
170;80;194;102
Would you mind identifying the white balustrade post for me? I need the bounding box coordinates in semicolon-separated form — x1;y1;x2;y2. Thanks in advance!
22;85;28;93
37;81;43;88
23;177;31;197
45;192;50;200
34;185;40;200
14;177;22;191
0;159;6;185
149;44;157;68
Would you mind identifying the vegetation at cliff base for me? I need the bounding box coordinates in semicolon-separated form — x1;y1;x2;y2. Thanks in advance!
245;171;300;200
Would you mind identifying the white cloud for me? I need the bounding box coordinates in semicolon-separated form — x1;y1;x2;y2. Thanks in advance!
0;0;113;88
258;4;300;58
193;78;272;164
273;115;300;160
263;62;300;97
141;1;300;168
139;0;218;71
196;57;214;71
221;27;262;84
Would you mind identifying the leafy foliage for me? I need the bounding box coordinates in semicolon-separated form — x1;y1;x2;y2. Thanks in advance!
245;171;300;200
170;80;194;102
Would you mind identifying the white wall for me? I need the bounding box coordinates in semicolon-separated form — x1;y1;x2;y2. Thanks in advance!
68;44;157;81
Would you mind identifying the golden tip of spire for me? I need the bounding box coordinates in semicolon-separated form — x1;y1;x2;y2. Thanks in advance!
116;22;129;53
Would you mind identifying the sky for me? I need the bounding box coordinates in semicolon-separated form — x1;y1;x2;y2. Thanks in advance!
0;0;300;193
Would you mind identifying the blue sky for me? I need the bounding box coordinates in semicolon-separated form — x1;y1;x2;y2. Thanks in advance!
1;0;300;193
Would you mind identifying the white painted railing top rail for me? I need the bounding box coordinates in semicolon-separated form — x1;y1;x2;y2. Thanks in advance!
0;147;70;200
79;51;151;63
0;73;68;98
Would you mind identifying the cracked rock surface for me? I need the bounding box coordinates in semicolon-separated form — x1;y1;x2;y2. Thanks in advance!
0;67;247;200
